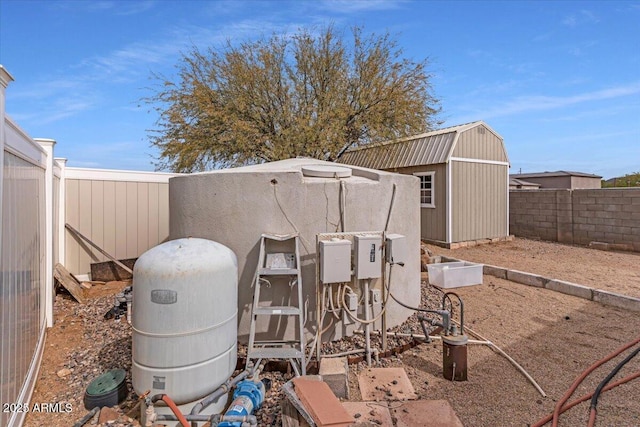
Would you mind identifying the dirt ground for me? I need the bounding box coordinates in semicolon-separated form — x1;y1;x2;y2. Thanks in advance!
24;238;640;426
427;238;640;298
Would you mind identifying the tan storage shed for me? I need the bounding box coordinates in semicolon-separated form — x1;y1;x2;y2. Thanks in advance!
338;121;510;246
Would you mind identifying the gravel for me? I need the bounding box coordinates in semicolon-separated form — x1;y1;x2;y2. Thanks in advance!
24;238;640;426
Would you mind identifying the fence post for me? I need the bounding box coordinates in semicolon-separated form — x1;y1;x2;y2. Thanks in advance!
55;158;68;271
35;138;57;327
0;66;15;264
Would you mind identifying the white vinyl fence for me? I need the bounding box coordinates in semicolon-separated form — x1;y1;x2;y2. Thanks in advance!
0;65;174;427
0;67;58;427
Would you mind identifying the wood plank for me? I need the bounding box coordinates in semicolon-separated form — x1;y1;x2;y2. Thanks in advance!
281;398;312;427
53;263;86;303
66;224;133;275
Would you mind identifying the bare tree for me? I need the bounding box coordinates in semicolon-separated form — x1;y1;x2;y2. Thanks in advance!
146;26;441;172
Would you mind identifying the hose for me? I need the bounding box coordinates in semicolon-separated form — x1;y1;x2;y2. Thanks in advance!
451;322;547;398
531;371;640;427
72;407;99;427
587;345;640;427
190;369;250;424
551;335;640;427
358;328;547;397
151;394;190;427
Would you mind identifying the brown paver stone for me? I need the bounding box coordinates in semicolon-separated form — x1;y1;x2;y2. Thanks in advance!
342;401;394;426
391;400;464;427
293;377;353;427
358;367;418;401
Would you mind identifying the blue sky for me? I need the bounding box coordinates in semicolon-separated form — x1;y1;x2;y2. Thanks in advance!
1;0;638;179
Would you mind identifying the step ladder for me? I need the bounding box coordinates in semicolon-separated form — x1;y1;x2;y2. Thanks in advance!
247;233;306;376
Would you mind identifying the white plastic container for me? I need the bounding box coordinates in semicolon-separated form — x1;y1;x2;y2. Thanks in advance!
132;238;238;405
427;261;483;289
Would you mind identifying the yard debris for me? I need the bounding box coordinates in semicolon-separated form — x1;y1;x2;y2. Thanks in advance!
66;223;134;277
91;258;137;282
53;263;86;303
97;407;119;424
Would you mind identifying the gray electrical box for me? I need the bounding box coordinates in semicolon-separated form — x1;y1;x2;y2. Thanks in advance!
319;239;352;283
354;235;382;279
385;234;407;265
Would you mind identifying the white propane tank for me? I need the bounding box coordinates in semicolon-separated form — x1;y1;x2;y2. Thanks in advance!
132;238;238;405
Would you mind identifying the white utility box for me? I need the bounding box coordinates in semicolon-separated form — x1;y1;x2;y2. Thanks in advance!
319;239;352;283
354;235;382;279
385;234;407;265
427;261;483;289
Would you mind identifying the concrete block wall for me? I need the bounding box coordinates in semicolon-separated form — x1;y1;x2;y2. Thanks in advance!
510;188;640;251
509;189;561;242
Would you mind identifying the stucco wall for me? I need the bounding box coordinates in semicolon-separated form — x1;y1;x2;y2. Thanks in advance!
510;188;640;251
169;159;421;342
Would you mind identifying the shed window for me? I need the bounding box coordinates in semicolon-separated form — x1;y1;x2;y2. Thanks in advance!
414;172;435;208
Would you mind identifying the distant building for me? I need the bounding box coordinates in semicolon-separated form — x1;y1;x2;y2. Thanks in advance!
338;121;510;246
509;177;541;190
509;171;602;189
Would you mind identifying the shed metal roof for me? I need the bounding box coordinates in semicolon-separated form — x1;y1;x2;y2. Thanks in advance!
337;121;497;169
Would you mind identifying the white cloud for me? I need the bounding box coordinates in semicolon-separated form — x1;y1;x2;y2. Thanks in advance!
562;10;600;28
479;82;640;119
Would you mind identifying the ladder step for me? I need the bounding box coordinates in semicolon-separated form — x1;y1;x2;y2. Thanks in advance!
254;306;301;316
261;233;298;241
259;268;299;276
248;347;304;359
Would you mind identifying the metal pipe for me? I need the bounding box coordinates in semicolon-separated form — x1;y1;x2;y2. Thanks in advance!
442;292;464;334
158;413;258;427
72;407;99;427
364;279;372;366
322;348;366;358
339;180;346;232
189;369;250;421
384;183;397;232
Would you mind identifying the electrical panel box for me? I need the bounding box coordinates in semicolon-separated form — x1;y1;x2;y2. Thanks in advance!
354;235;382;279
370;289;381;304
385;234;407;265
319;239;352;283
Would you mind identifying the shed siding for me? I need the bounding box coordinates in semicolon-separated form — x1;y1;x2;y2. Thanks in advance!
451;161;508;242
393;164;447;242
65;179;170;276
452;125;508;162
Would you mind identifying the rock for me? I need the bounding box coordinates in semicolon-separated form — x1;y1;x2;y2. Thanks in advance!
56;368;72;378
98;406;120;424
